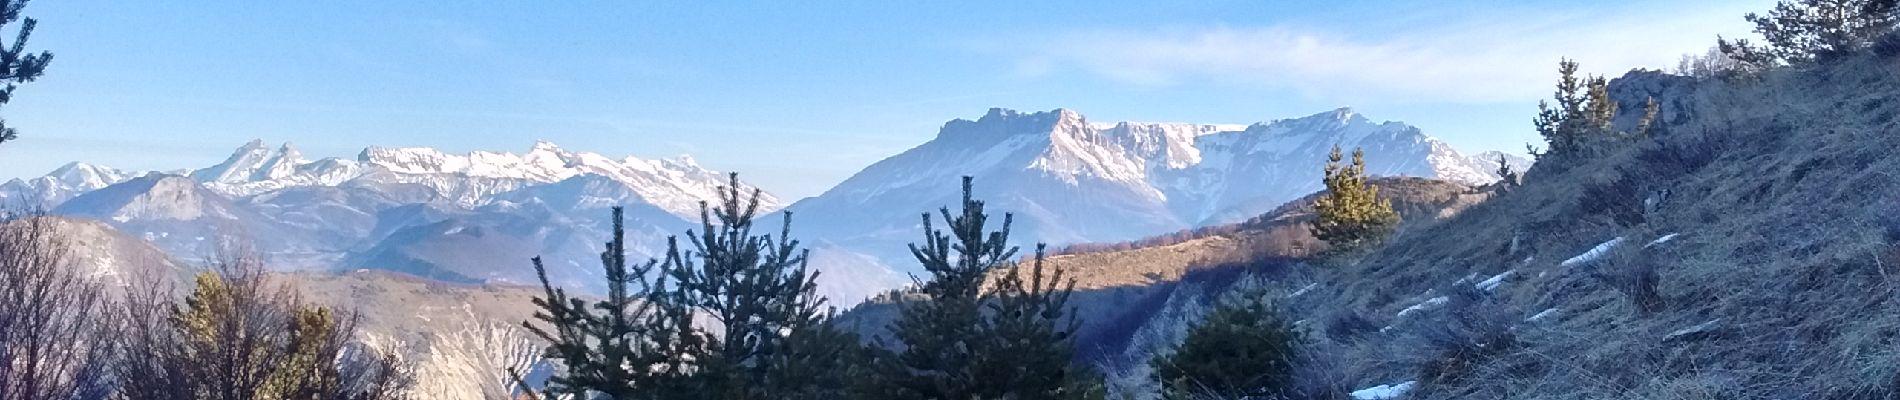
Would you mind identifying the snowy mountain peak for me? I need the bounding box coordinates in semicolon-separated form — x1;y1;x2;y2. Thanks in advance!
189;139;283;184
256;142;307;181
199;140;779;219
662;154;701;169
530;140;564;153
796;106;1523;254
1324;106;1361;123
50;162;132;190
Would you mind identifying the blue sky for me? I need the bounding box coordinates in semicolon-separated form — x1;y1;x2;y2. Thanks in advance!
1;1;1770;199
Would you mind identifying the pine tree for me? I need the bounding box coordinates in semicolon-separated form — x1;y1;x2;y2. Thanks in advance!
1532;59;1586;159
1530;59;1654;162
1495;154;1520;189
1720;0;1900;67
519;207;701;400
1583;76;1617;135
1312;146;1400;253
878;176;1097;400
0;0;52;146
666;173;856;399
1151;295;1298;400
521;174;861;400
1634;97;1661;137
977;244;1097;400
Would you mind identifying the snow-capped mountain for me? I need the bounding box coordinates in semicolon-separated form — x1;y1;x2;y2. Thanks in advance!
1;107;1513;303
7;139;900;302
784;107;1518;273
0;162;136;209
194;140;780;219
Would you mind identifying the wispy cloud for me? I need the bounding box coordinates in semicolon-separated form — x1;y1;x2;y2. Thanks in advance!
1005;1;1771;103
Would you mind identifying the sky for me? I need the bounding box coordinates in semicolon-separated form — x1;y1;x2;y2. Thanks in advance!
0;0;1772;199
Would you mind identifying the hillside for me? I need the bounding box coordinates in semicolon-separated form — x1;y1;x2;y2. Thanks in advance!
1117;53;1900;398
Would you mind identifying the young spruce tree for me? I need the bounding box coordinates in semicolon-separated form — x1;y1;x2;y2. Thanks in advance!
521;173;858;400
1531;59;1657;163
520;207;704;400
878;176;1097;400
1312;145;1400;253
1495;154;1521;190
665;173;856;399
1151;295;1299;400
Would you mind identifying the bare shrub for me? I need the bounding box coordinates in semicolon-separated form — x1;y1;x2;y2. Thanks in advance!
116;250;415;400
1401;285;1521;389
1579;175;1646;227
1591;240;1666;316
0;215;117;400
1674;45;1745;79
1632;135;1721;181
1321;309;1381;343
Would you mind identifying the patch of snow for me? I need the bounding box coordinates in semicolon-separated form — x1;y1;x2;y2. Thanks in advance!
1452;272;1480;286
1646;233;1681;248
1476;270;1514;291
1396;296;1449;318
1527;308;1559;322
1351;381;1416;400
1561;237;1626;268
1289;283;1318;298
1664;319;1723;343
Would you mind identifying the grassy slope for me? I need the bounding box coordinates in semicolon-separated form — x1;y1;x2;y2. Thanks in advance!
1298;55;1900;399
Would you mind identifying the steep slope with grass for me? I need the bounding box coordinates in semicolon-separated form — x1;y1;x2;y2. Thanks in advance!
1271;54;1900;399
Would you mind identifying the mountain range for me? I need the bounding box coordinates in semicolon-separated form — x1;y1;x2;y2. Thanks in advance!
780;107;1525;273
1;107;1526;303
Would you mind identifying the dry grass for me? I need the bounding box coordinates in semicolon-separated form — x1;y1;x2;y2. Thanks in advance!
1285;52;1900;399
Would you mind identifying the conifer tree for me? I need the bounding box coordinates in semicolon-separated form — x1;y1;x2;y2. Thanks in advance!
666;173;855;399
878;177;1096;400
1720;0;1900;67
519;207;701;400
1531;59;1657;161
1311;145;1400;253
1496;154;1521;189
1532;59;1587;159
1634;97;1661;137
977;244;1097;399
1583;76;1617;134
521;174;860;400
0;0;53;146
1151;295;1298;400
